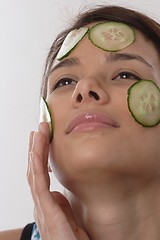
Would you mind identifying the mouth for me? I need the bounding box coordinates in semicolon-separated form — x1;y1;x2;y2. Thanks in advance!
65;112;120;134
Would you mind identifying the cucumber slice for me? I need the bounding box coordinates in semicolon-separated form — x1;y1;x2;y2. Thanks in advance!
39;97;53;141
88;22;135;51
127;80;160;127
56;27;89;60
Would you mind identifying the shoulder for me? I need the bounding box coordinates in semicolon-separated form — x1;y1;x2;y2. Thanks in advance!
0;228;23;240
0;223;35;240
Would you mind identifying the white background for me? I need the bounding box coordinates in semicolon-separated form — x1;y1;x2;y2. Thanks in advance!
0;0;160;230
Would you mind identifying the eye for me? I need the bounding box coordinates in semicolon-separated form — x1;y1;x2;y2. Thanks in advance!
53;77;77;90
113;71;141;81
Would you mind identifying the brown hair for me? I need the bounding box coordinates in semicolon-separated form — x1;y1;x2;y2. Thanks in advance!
41;5;160;98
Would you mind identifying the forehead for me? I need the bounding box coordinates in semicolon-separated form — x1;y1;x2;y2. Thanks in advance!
52;25;160;84
54;28;159;65
71;28;158;63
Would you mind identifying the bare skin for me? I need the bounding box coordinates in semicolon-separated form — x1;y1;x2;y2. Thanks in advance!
28;124;90;240
27;27;160;240
0;229;22;240
27;122;160;240
1;26;160;240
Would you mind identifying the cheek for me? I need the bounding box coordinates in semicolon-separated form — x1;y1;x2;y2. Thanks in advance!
111;85;132;123
119;120;160;177
48;94;71;131
49;126;160;184
48;84;160;181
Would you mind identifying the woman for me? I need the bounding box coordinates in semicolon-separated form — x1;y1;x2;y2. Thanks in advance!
1;4;160;240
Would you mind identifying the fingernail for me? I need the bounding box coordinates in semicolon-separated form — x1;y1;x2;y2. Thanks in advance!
38;122;43;131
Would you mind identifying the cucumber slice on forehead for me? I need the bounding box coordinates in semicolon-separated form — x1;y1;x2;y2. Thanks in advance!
127;80;160;127
39;97;53;142
56;27;89;60
56;22;135;60
88;21;135;51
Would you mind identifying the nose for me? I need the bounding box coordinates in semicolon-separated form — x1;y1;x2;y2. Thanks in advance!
71;77;110;108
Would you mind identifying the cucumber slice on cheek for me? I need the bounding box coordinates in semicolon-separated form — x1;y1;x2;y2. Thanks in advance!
127;80;160;127
39;97;53;142
88;22;135;51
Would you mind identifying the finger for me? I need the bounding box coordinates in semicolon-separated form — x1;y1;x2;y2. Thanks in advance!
38;122;50;165
32;132;46;162
29;131;34;152
52;192;76;222
38;122;50;141
27;151;43;232
51;192;78;230
29;151;49;228
29;152;64;233
27;132;45;185
27;131;35;179
28;124;50;193
29;155;87;239
27;132;50;196
53;193;90;240
30;151;50;194
27;123;50;183
27;129;53;238
28;132;81;239
33;207;43;237
30;152;67;222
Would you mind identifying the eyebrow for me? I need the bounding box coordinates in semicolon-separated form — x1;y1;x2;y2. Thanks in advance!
108;52;153;69
49;52;153;74
50;57;80;73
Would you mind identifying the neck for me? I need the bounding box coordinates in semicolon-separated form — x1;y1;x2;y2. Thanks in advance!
64;175;160;240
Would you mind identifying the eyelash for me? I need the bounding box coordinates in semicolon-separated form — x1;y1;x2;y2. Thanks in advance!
53;77;77;90
53;71;141;90
113;71;141;81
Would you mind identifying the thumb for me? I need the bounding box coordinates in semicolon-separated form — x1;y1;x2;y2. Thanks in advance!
51;192;78;228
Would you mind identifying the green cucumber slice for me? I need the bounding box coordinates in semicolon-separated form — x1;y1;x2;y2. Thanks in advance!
127;80;160;127
39;97;53;141
88;22;135;51
56;27;89;60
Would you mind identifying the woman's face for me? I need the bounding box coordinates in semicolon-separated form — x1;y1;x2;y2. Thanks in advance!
46;27;160;187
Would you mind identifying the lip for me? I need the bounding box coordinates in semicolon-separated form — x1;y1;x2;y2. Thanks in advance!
65;112;120;134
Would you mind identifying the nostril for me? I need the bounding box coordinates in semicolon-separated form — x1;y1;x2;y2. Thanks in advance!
89;91;100;100
77;93;83;102
76;91;100;103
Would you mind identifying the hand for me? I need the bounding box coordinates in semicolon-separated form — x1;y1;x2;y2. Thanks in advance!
27;122;89;240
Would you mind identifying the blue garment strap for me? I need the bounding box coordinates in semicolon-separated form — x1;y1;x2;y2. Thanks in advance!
31;223;41;240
